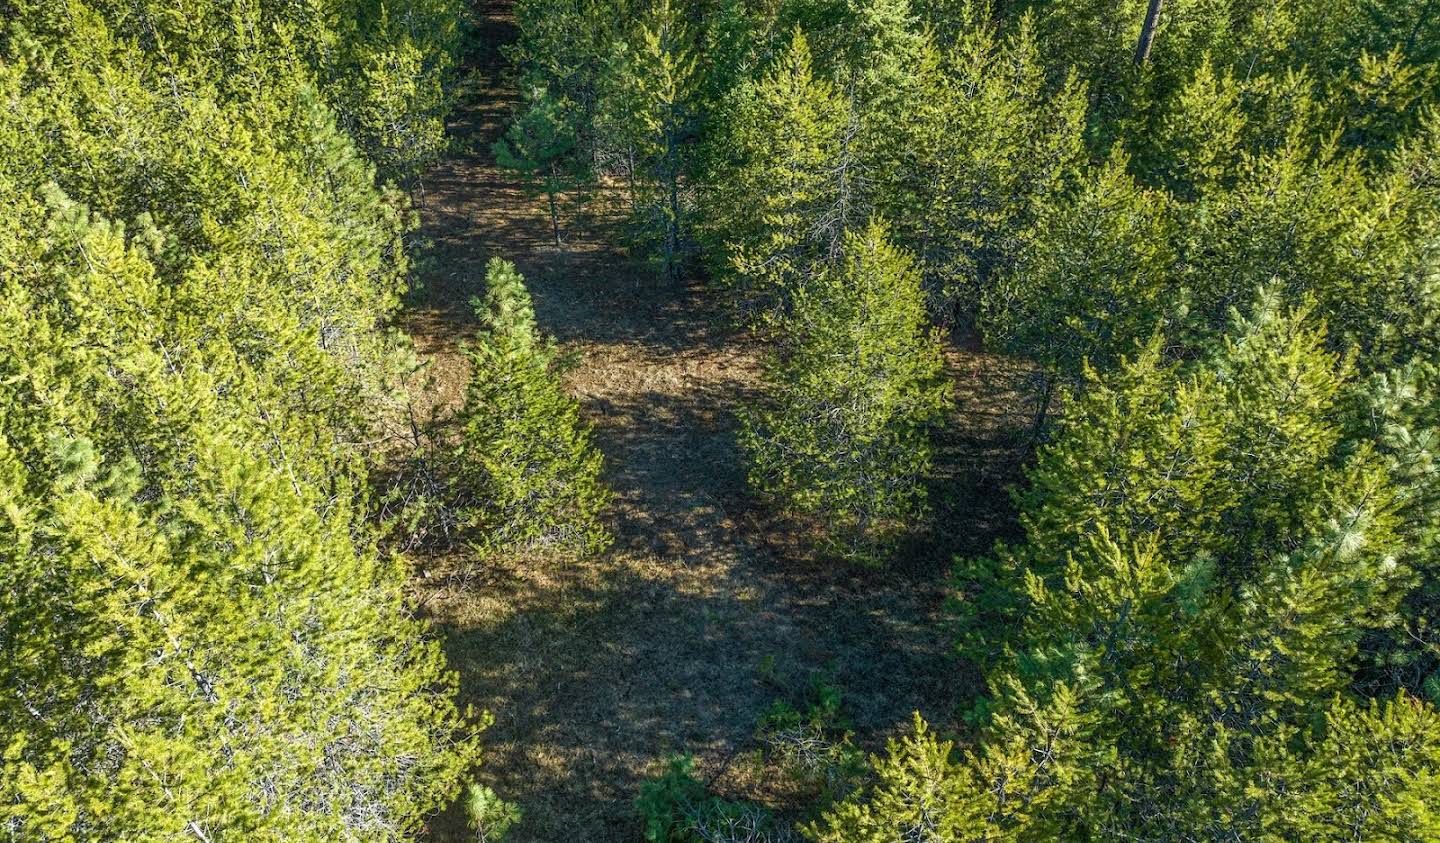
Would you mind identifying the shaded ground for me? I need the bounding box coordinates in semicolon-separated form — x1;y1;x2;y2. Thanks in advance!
406;3;1034;839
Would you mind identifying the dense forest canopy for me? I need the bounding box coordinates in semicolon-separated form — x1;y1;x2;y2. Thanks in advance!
3;0;1440;839
0;0;476;839
490;0;1440;835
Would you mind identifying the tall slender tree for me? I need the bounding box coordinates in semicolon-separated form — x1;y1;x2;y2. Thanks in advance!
741;220;948;564
599;0;700;278
494;85;593;247
701;28;843;321
455;258;611;556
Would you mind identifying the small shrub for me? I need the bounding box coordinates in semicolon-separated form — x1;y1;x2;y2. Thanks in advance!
637;756;797;843
691;801;801;843
756;680;866;803
465;782;523;842
803;714;986;843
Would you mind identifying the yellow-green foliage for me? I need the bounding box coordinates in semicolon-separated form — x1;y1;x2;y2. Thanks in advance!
456;259;611;556
741;220;949;564
804;715;991;843
825;295;1440;840
9;0;462;185
701;28;842;320
0;190;478;841
984;151;1178;387
0;3;477;839
0;10;413;469
879;5;1087;316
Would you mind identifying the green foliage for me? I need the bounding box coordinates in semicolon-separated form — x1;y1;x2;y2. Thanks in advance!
984;151;1178;391
465;782;524;842
971;292;1393;655
638;757;712;842
1176;137;1438;362
886;6;1087;317
756;679;866;803
823;294;1440;840
10;0;463;186
938;294;1437;838
698;0;1088;322
0;2;476;838
637;756;794;843
601;0;702;277
702;28;843;320
349;30;457;188
983;108;1440;394
1249;693;1440;840
741;220;949;564
1017;0;1440;158
507;0;618;124
485;0;1440;834
1351;360;1440;703
804;715;990;843
1147;56;1248;199
455;258;611;556
11;0;1440;835
494;84;593;247
0;190;479;840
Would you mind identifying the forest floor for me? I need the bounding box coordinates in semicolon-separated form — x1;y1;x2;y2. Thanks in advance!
404;2;1034;839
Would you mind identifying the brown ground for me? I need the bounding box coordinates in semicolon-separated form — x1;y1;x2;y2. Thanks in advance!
405;3;1034;839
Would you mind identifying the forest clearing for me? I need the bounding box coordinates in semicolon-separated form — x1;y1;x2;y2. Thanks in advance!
406;5;1029;837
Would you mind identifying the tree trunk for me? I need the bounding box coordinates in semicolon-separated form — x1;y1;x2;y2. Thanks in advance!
664;128;681;280
1134;0;1164;65
1030;373;1056;444
549;190;561;248
627;146;639;215
547;163;561;248
829;83;860;262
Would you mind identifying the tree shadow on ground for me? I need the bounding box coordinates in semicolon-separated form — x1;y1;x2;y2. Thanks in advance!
416;354;1032;840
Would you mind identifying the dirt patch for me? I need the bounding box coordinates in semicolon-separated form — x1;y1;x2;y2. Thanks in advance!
407;3;1034;839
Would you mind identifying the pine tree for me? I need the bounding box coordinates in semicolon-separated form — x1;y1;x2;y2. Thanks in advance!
817;0;931;260
1177;135;1434;358
14;0;463;187
890;7;1087;320
0;190;478;840
494;84;593;247
700;28;843;322
1147;55;1247;198
803;715;992;842
1251;693;1440;840
836;292;1440;841
0;5;479;838
349;35;456;192
597;0;700;278
741;220;949;564
982;151;1178;411
456;258;611;556
0;15;418;466
508;0;619;137
1351;358;1440;702
945;293;1428;838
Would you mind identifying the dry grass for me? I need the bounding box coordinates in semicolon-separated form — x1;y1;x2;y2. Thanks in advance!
406;3;1037;839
